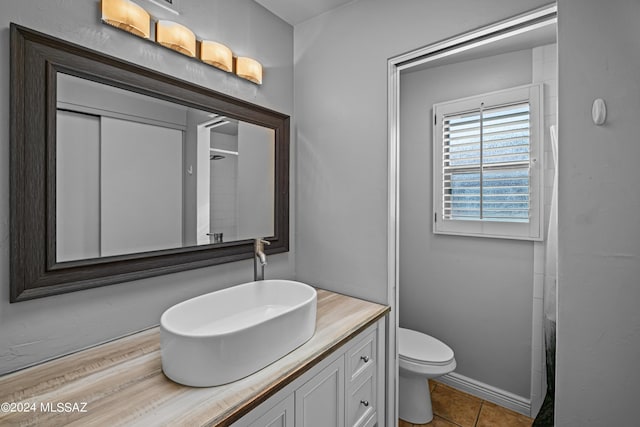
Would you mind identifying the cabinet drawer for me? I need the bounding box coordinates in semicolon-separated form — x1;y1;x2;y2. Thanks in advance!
347;330;376;383
347;374;375;427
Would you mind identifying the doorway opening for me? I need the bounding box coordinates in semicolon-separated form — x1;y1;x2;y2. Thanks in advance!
386;4;557;424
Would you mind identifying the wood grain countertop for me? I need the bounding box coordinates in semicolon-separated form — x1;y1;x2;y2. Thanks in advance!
0;289;389;426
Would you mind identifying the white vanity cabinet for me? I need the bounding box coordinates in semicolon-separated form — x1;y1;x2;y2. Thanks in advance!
346;328;378;427
295;357;345;427
249;395;295;427
0;289;388;426
235;319;385;427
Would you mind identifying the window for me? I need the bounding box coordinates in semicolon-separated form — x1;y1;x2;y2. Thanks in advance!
433;84;543;240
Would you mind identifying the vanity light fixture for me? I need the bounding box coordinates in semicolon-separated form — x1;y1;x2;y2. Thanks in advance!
200;41;233;73
100;4;263;84
156;20;196;57
235;56;263;85
101;0;151;39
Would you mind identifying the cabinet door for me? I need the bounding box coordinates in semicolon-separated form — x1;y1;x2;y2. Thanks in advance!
295;357;345;427
249;394;294;427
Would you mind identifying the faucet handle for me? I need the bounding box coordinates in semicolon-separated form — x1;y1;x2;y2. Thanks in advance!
254;238;271;250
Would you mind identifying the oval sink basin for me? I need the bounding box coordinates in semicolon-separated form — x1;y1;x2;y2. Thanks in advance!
160;280;317;387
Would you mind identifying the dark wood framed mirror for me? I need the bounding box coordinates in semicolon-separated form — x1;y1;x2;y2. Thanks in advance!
10;23;289;302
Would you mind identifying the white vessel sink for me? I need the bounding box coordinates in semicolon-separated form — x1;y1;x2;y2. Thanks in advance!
160;280;317;387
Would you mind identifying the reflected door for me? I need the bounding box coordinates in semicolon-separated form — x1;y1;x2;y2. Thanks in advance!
101;117;183;256
56;110;101;262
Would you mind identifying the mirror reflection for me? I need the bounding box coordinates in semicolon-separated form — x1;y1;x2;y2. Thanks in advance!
56;73;274;262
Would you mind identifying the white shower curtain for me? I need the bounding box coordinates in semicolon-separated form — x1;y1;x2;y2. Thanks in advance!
545;125;558;324
534;124;558;425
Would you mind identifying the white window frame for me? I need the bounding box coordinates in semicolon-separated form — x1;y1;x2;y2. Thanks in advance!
433;83;544;241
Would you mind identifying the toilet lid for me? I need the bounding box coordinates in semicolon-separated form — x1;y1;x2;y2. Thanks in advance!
399;328;454;365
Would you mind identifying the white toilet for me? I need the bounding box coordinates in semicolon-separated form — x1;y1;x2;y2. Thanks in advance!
399;327;456;424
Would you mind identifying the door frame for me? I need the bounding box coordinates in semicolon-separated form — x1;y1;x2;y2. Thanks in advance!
386;4;557;424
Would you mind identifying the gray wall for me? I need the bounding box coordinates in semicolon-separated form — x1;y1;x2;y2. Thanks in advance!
399;49;534;398
294;0;550;304
0;0;293;374
556;0;640;424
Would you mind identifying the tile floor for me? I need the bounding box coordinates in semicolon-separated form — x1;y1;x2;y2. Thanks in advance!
399;380;534;427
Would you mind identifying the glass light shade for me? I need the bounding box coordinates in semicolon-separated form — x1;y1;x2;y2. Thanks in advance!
156;20;196;57
101;0;150;39
200;41;233;73
235;57;263;85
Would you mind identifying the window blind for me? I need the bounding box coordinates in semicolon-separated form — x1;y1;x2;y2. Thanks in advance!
442;102;531;222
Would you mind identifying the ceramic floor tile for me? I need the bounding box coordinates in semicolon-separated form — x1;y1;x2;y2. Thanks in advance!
431;383;482;427
399;419;414;427
476;401;533;427
399;415;460;427
429;379;437;392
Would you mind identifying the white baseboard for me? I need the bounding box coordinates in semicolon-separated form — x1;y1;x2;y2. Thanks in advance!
437;372;531;417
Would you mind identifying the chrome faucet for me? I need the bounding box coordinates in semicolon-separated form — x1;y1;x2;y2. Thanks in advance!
254;238;270;281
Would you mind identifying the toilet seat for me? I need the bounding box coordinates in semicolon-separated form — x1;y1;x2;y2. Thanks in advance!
399;327;454;366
